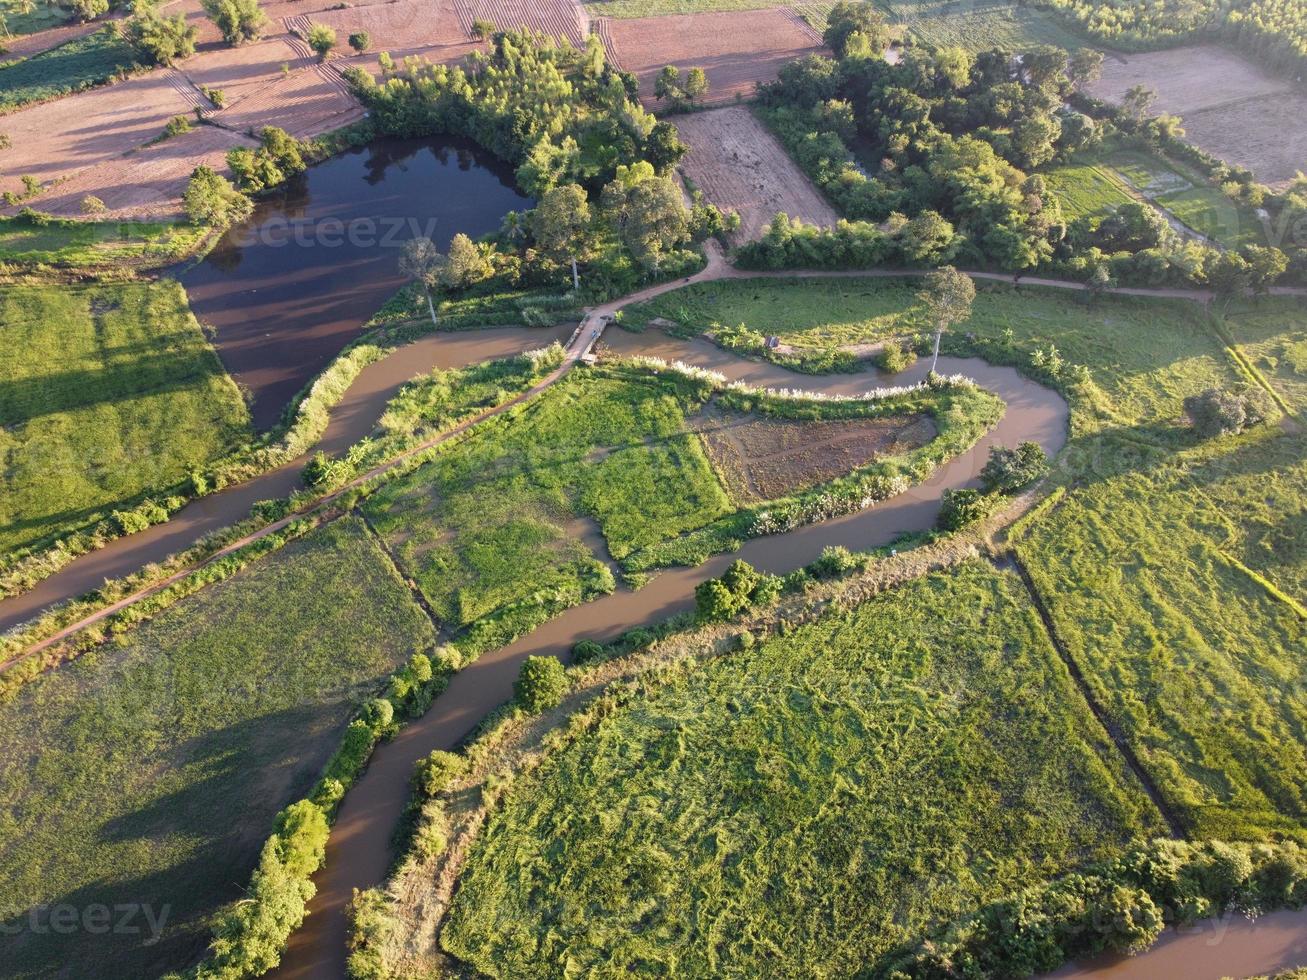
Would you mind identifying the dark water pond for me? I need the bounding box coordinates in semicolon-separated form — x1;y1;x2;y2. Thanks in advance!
183;135;533;430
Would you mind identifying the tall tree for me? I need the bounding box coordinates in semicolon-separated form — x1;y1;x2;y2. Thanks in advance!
399;237;445;325
202;0;265;45
917;265;975;373
531;183;592;289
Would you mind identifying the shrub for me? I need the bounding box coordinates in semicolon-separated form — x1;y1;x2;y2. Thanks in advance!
80;195;107;215
938;488;990;532
571;638;604;663
306;22;336;59
514;656;567;713
875;341;917;374
620;627;654;651
1185;387;1245;437
122;2;197;65
413;750;466;798
359;697;394;732
979;441;1049;494
348;30;369;53
161;114;193;139
183;165;251;226
808;544;861;578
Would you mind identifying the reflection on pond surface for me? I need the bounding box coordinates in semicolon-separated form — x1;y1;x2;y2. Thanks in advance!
183;135;533;430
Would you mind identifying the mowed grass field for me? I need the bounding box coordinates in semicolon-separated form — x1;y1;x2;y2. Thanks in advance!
364;366;732;643
0;26;137;111
442;563;1163;977
0;517;437;978
0;281;250;557
586;0;839;29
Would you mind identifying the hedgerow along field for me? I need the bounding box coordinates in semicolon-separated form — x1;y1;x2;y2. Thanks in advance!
0;281;250;558
0;26;138;111
0;517;437;978
441;563;1164;977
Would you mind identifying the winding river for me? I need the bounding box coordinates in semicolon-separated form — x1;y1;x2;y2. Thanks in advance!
4;136;1304;977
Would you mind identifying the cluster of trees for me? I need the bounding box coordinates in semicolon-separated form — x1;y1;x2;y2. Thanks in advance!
346;31;734;297
225;125;307;192
758;6;1112;272
513;655;568;713
112;0;266;65
939;440;1048;531
890;838;1307;977
1038;0;1307;77
653;64;709;112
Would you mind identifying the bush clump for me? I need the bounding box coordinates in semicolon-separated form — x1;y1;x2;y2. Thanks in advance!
1183;387;1274;438
514;655;568;713
979;441;1049;494
938;488;992;532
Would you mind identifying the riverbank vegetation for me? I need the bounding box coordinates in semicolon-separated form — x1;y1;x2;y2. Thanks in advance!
441;563;1163;977
0;517;436;978
0;280;249;557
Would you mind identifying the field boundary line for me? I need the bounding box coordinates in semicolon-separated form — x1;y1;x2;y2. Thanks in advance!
1003;551;1186;839
1214;548;1307;621
355;506;447;636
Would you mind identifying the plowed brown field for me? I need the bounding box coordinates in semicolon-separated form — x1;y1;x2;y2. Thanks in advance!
28;125;258;219
303;0;482;70
1087;45;1307;189
454;0;588;46
597;7;824;108
207;62;363;139
672;105;838;241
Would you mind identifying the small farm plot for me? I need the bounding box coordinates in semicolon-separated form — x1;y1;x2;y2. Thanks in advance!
876;0;1085;52
697;404;936;500
1086;45;1307;188
0;281;249;557
0;67;206;201
0;26;139;112
29;125;258;221
179;35;311;109
674;106;839;241
597;7;826;109
0;516;437;979
441;563;1164;977
302;0;479;69
206;62;363;139
453;0;588;46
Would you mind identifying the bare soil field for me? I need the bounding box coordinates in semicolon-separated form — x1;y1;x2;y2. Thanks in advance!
597;6;825;108
454;0;588;46
306;0;482;71
1087;45;1307;188
207;62;363;139
0;67;207;199
698;405;937;500
28;125;258;219
672;105;838;241
183;36;310;108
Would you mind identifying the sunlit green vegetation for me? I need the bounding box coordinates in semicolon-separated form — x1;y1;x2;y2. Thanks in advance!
442;563;1163;976
0;281;250;557
363;365;732;650
0;26;137;111
1106;147;1269;250
1042;158;1136;223
585;0;837;26
0;213;206;268
0;0;72;38
877;0;1086;51
627;277;1233;430
0;517;436;978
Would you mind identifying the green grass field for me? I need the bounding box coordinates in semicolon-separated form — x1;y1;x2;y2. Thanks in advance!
875;0;1086;51
1225;297;1307;418
0;281;250;557
442;563;1163;976
0;215;207;268
628;277;1232;432
1042;159;1137;223
1105;148;1268;250
0;517;437;979
364;366;732;642
0;26;136;111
